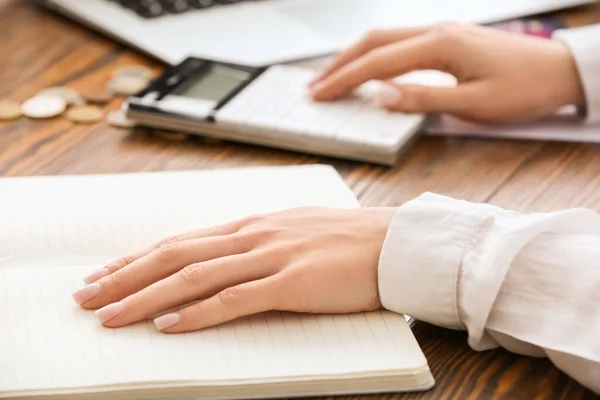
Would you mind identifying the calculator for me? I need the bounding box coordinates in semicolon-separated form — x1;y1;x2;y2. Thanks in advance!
125;57;425;165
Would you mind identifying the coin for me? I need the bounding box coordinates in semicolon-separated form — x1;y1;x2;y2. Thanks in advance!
113;65;154;80
107;76;149;96
38;87;85;106
0;100;22;121
21;96;67;119
153;130;188;141
82;89;113;105
106;110;136;128
66;105;104;124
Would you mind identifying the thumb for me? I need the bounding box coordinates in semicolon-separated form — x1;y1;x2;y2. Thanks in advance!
377;83;479;115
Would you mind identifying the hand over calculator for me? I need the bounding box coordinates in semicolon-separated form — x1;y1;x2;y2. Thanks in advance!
125;58;424;165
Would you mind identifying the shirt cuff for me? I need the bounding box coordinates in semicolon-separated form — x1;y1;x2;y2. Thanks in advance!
377;193;496;330
553;25;600;124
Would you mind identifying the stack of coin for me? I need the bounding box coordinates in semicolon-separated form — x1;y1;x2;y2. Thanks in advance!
0;65;158;130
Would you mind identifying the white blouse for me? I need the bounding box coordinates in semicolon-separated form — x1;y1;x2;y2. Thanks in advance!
378;193;600;394
554;24;600;123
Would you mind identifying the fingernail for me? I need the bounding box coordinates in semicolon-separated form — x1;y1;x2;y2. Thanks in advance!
83;268;110;284
154;313;180;331
379;86;402;107
95;302;124;323
71;283;100;305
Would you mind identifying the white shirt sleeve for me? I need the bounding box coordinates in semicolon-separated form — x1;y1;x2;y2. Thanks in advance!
553;24;600;124
378;193;600;394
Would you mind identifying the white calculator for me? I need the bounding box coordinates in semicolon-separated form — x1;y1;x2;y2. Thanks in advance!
125;58;425;165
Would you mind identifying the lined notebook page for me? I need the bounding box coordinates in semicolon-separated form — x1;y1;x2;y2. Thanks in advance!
0;165;358;261
0;266;427;393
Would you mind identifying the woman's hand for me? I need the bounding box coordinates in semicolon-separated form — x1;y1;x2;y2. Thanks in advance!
310;23;585;124
72;207;396;333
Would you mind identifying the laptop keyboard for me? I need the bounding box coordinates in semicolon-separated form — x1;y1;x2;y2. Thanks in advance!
108;0;256;19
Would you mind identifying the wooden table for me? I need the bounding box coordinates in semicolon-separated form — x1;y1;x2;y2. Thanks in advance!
1;1;599;399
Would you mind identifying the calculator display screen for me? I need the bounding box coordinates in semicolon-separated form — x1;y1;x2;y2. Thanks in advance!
178;65;251;102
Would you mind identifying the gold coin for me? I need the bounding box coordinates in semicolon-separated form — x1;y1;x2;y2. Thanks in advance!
21;96;67;119
106;110;136;128
66;105;104;124
107;76;149;96
0;100;22;121
153;130;188;141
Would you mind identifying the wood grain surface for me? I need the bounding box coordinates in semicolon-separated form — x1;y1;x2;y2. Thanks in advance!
1;1;599;399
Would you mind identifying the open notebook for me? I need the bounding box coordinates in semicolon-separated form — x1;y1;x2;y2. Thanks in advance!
0;165;434;400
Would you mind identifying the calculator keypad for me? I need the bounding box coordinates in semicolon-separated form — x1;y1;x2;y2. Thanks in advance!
216;66;424;152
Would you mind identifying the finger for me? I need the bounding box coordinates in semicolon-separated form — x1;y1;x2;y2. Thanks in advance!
74;233;251;309
311;31;447;101
82;221;242;285
309;26;431;86
96;250;279;328
377;82;484;115
153;276;281;333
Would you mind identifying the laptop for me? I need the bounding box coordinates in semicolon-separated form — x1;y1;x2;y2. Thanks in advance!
33;0;593;66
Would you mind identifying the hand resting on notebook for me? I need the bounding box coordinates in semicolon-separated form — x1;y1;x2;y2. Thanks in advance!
310;23;585;124
72;206;396;333
68;192;600;394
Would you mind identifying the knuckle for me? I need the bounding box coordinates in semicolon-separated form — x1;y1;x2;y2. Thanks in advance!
433;21;466;44
153;235;181;250
361;29;383;47
154;242;181;261
435;20;464;32
239;222;281;245
240;213;266;227
218;287;241;306
266;240;300;262
248;227;286;249
109;255;134;271
179;263;208;284
251;226;280;241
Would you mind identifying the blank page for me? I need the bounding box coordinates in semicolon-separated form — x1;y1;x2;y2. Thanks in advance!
0;165;358;262
0;265;428;395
